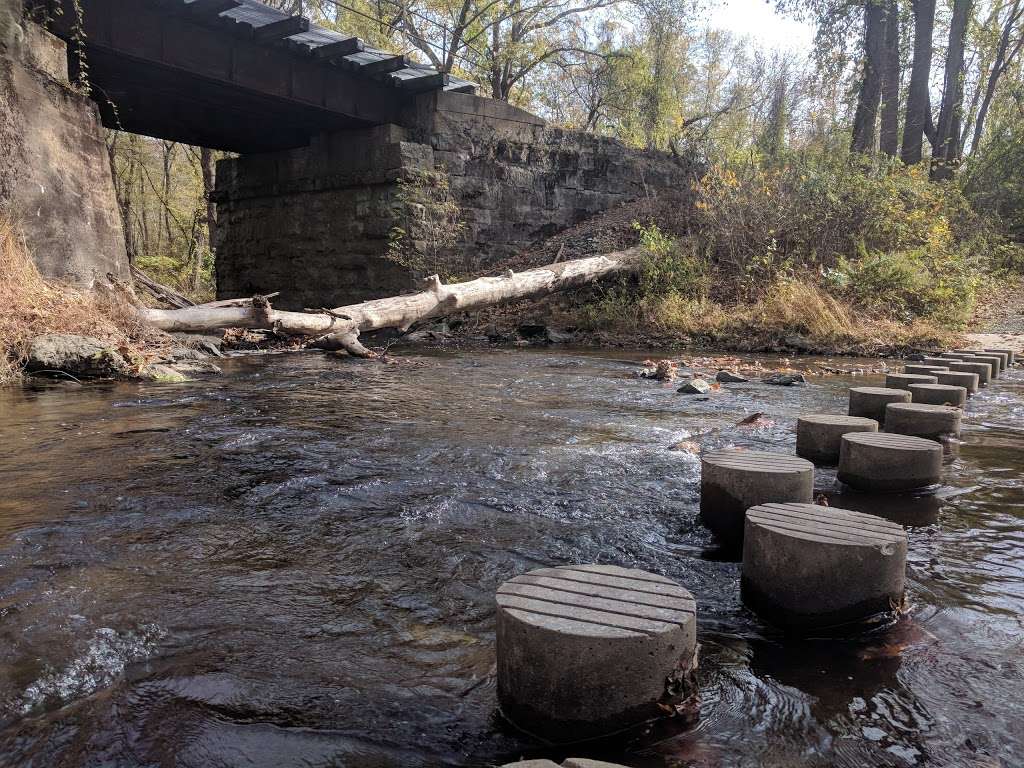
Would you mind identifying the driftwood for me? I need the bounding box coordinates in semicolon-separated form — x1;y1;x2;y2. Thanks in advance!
141;248;641;357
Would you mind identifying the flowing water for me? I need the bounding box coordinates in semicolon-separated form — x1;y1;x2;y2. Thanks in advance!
0;349;1022;768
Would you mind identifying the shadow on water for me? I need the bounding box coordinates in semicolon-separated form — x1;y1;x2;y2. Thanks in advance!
0;349;1021;768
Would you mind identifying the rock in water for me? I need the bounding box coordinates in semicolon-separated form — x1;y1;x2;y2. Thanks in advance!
639;359;678;381
678;378;711;394
716;370;748;383
762;372;807;386
25;335;129;379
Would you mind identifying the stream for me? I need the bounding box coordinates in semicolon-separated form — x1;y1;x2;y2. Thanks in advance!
0;348;1022;768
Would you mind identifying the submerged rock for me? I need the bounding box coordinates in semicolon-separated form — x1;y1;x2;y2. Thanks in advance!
716;370;748;383
762;372;807;386
25;335;130;379
678;378;711;394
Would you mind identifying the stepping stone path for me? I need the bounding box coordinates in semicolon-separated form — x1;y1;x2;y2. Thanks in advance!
885;373;938;390
908;382;967;407
885;402;961;441
838;432;943;491
796;414;878;465
496;565;697;742
700;450;814;546
742;503;907;632
848;386;911;424
948;360;992;385
935;370;979;394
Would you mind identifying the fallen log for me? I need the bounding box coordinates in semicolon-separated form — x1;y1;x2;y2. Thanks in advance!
141;248;641;357
131;266;195;309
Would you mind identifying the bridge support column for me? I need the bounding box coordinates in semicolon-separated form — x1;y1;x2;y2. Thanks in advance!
0;22;128;286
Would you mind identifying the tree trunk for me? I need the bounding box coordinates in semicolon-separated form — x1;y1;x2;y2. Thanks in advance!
879;0;901;157
140;249;642;357
901;0;936;164
851;0;887;155
196;146;216;292
970;0;1023;155
932;0;973;179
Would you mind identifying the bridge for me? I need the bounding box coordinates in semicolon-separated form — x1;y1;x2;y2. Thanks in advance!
37;0;475;153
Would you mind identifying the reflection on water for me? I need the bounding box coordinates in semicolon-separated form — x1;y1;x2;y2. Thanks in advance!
0;349;1022;768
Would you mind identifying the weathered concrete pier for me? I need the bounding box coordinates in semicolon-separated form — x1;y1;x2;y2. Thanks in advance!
885;373;939;391
700;450;814;546
796;415;878;465
848;387;912;424
837;432;943;491
496;565;697;742
947;360;992;386
935;370;980;394
885;402;962;441
908;383;968;407
742;503;907;632
904;364;948;376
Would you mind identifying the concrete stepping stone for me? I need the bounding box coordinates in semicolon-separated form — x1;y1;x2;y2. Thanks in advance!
742;502;907;632
947;360;992;386
959;349;1007;372
885;402;961;440
885;373;938;390
985;348;1016;366
907;382;967;407
496;564;697;742
940;352;976;361
838;432;943;491
700;449;814;546
848;386;912;424
904;364;948;376
796;414;878;465
921;356;953;367
964;354;1002;378
935;370;979;394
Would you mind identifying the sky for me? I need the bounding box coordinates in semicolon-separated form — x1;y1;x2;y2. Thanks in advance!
706;0;816;52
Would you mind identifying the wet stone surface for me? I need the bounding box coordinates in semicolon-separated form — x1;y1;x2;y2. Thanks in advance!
0;349;1022;767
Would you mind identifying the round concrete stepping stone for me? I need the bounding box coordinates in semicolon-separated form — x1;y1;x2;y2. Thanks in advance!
985;348;1016;366
907;382;967;407
959;349;1007;372
956;353;1000;378
796;414;878;465
885;373;938;391
838;432;943;491
948;360;991;386
700;450;814;545
904;364;948;376
972;355;1002;378
742;502;906;632
935;370;979;394
496;564;697;742
848;386;912;424
885;402;961;440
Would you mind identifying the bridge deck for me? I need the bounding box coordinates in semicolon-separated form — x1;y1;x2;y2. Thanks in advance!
41;0;475;152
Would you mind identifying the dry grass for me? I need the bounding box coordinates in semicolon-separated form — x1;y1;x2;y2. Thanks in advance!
639;279;962;354
0;219;170;384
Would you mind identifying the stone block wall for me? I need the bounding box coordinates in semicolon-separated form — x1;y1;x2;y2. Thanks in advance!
0;20;128;286
215;90;697;309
